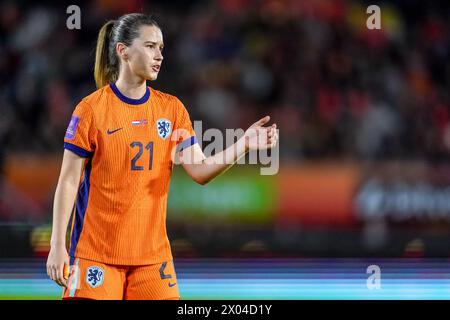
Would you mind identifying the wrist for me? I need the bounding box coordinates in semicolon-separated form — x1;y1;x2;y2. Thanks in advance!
50;239;66;248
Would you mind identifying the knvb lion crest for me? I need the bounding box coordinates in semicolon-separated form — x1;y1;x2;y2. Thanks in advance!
86;266;104;288
156;118;172;140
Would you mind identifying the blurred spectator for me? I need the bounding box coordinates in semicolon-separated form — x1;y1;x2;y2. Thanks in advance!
0;0;448;160
0;0;449;258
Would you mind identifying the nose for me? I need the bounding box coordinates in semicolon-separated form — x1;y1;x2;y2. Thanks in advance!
155;50;163;61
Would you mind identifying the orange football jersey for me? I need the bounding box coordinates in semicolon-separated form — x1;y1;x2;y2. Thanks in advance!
63;83;197;265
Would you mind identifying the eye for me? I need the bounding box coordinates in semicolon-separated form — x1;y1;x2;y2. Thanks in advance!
145;43;163;52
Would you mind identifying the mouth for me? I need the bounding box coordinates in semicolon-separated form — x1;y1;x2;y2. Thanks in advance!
151;65;160;72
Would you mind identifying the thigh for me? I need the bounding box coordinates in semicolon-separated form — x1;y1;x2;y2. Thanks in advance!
124;260;180;300
62;257;126;300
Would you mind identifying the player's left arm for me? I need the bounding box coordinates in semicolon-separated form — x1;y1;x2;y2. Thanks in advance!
178;116;278;185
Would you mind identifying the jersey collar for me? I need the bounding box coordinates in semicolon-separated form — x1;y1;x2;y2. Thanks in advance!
110;82;150;105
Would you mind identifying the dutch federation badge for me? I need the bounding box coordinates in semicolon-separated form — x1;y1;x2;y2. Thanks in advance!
156;118;172;140
86;266;104;288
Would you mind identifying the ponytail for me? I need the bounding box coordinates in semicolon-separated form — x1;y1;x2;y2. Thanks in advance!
94;20;117;89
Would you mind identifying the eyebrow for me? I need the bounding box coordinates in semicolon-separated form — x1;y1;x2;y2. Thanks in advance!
144;41;164;46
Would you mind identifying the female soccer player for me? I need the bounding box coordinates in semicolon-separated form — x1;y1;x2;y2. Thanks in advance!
46;13;278;300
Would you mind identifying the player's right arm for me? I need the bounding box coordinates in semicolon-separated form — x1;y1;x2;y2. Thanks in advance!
46;149;85;287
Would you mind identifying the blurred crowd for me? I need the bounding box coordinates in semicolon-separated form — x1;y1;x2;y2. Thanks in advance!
1;0;449;162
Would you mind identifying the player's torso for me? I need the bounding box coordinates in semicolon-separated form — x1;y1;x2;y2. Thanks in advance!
91;87;177;201
73;86;177;264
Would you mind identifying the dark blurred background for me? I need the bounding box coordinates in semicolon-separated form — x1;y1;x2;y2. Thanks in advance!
1;0;450;295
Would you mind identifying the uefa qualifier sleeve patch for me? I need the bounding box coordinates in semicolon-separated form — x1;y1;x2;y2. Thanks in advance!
65;115;80;140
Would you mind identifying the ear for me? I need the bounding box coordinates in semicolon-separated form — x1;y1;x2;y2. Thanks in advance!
116;42;128;60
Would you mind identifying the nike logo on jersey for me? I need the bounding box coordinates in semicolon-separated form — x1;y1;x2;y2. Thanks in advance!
168;282;177;287
107;128;123;135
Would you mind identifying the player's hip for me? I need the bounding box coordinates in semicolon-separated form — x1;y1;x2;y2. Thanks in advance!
62;256;179;300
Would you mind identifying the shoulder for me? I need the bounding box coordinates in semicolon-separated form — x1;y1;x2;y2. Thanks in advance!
80;85;111;109
150;87;186;111
72;85;113;123
71;85;111;125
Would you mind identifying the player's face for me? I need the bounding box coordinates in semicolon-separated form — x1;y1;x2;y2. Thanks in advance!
126;25;164;81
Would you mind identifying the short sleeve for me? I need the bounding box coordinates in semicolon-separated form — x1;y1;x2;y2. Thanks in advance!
63;100;96;157
172;98;198;152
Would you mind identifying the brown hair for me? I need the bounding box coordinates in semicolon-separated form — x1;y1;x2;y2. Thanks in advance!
94;13;160;89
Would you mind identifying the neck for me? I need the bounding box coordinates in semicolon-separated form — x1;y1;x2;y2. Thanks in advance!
115;70;147;99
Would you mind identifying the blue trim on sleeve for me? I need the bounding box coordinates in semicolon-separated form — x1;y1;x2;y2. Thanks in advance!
177;136;198;152
110;82;150;105
64;142;93;158
69;159;92;257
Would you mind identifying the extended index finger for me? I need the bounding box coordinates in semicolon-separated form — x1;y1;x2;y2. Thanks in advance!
253;116;270;127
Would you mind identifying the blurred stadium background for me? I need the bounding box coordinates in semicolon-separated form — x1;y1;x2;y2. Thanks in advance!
1;0;450;299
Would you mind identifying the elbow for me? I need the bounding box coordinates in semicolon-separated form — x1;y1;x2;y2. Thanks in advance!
193;175;211;186
59;175;80;188
194;177;209;186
